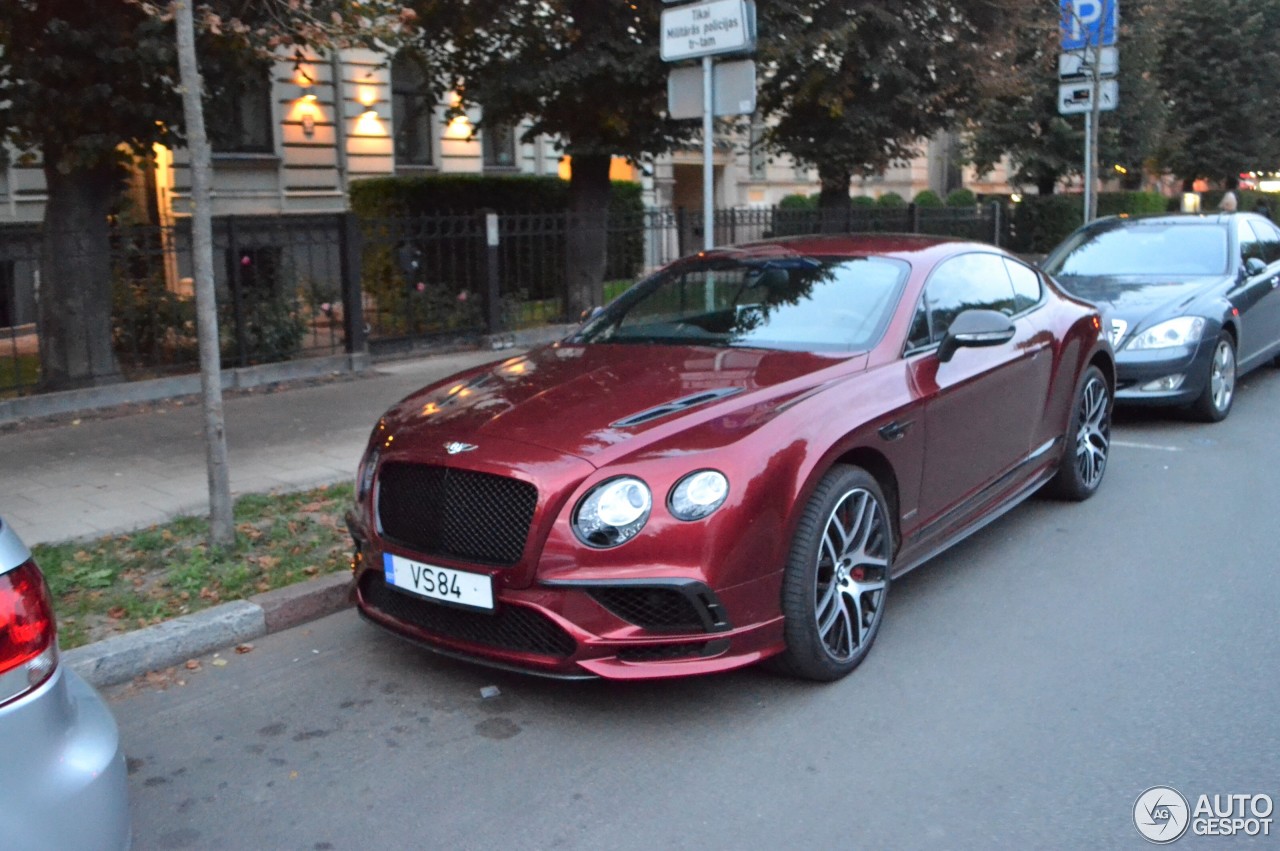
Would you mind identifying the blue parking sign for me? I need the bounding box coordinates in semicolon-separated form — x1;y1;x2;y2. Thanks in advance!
1061;0;1118;50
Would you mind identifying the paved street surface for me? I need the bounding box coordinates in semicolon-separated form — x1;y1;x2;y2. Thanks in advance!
107;368;1280;849
0;351;508;545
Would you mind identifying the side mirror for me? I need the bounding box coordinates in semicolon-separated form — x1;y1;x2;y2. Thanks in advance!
1245;256;1267;276
937;309;1017;363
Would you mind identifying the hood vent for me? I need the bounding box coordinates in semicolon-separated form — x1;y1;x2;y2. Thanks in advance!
611;387;743;428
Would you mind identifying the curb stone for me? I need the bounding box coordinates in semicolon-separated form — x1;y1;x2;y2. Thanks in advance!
64;572;355;689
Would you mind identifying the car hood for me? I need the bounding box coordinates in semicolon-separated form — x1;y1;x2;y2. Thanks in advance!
379;342;861;464
1054;274;1226;323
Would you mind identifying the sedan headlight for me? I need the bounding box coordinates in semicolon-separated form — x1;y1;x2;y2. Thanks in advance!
668;470;729;520
573;477;652;547
1124;317;1205;351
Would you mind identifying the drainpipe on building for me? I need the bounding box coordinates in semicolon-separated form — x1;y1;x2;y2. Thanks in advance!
331;52;350;202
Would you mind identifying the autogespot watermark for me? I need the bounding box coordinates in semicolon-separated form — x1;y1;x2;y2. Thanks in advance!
1133;786;1274;843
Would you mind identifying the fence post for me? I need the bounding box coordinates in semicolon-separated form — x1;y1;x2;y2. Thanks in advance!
338;212;366;354
224;217;248;368
908;203;921;234
990;200;1003;248
480;209;501;335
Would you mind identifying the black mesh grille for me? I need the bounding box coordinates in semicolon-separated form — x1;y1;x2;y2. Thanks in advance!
587;587;708;632
360;572;576;658
377;462;537;566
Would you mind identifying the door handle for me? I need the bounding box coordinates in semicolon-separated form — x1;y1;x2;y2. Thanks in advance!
878;420;914;442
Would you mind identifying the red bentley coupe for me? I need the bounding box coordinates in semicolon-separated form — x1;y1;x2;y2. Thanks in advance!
348;234;1113;681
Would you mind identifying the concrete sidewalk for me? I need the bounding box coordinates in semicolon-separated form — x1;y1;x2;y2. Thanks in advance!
0;348;511;546
2;346;536;687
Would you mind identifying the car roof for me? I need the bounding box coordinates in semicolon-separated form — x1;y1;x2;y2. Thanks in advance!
693;233;998;264
1093;212;1258;227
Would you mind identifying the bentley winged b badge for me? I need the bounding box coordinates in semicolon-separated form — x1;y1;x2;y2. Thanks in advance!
443;441;478;455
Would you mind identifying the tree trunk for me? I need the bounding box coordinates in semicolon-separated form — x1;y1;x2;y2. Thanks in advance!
565;153;612;320
816;166;852;233
176;0;235;550
38;159;121;390
1037;174;1057;195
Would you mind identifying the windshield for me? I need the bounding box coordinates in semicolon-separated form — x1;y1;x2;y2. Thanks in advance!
1043;222;1230;277
572;254;910;352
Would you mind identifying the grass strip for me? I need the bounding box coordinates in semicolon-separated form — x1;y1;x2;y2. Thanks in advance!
32;483;354;650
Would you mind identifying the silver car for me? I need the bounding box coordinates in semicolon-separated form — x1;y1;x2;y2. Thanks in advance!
0;517;131;850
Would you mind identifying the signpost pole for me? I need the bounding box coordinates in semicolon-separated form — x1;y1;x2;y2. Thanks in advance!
702;55;714;251
1083;111;1094;226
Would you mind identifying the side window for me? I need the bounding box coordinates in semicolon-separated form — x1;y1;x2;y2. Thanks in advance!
922;253;1017;342
1246;219;1280;264
1003;258;1043;313
906;301;932;351
1239;219;1265;266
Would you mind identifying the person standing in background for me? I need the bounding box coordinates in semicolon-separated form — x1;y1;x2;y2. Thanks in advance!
1219;176;1239;212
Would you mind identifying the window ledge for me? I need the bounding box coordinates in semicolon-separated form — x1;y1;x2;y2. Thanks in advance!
211;152;281;166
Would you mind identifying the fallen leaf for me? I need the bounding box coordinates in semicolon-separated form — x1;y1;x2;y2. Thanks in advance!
303;566;319;576
235;643;254;654
107;606;127;619
289;771;299;780
211;658;228;667
185;660;201;671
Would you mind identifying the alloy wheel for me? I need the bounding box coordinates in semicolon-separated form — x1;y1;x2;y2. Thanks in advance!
1210;338;1236;414
1075;374;1110;490
813;488;889;661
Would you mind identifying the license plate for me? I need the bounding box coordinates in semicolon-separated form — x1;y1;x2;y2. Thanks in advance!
383;553;494;611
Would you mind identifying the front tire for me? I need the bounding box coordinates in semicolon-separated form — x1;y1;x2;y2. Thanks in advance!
1046;365;1111;501
776;465;893;681
1189;332;1236;422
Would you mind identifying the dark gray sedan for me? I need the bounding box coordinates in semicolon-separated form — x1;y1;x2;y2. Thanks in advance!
1042;212;1280;421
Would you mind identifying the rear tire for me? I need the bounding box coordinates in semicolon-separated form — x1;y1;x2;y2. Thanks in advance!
1046;365;1110;501
776;465;893;681
1188;332;1236;422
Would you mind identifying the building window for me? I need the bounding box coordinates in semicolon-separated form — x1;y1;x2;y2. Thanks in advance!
392;54;435;168
483;123;518;169
208;70;274;154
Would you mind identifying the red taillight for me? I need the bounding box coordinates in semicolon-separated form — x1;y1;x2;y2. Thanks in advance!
0;560;58;703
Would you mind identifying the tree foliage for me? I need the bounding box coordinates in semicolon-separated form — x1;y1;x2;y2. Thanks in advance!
406;0;697;314
755;0;1021;209
1158;0;1280;184
0;0;412;390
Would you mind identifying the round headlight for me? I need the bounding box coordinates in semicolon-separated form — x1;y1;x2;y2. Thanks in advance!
573;477;652;548
669;470;729;520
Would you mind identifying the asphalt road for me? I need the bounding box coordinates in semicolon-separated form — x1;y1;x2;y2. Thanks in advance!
108;367;1280;850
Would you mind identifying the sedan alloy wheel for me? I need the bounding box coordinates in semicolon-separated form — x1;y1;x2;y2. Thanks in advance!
1191;333;1236;422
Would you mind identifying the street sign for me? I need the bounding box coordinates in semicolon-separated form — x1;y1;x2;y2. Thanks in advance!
668;59;756;119
1059;46;1119;80
1060;0;1118;51
1058;79;1119;115
660;0;756;63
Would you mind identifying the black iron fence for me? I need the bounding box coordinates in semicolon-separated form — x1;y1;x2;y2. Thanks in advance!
0;202;1008;398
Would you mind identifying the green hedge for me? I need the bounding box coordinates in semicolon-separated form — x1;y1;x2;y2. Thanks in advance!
1009;191;1178;253
912;190;944;208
